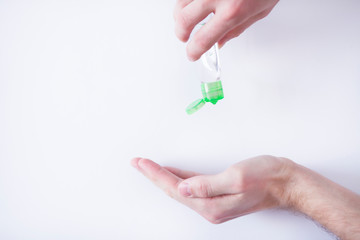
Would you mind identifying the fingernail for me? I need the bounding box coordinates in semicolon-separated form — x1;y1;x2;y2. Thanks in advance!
137;158;145;170
131;157;142;170
179;182;192;197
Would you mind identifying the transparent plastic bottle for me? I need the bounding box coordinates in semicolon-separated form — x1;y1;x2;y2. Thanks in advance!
186;19;224;115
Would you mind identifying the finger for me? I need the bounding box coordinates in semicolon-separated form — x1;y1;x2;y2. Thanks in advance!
186;11;241;61
164;166;201;179
190;193;244;223
217;18;255;49
173;0;193;21
131;158;182;199
218;9;272;48
178;168;241;198
174;0;214;42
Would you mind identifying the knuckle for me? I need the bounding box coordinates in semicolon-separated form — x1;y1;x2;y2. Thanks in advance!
197;181;212;197
175;11;193;41
200;0;211;10
219;1;251;27
221;3;243;22
193;34;210;51
257;9;271;20
222;9;238;22
177;10;191;30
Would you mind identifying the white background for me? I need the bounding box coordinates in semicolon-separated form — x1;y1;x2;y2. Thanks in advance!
1;0;360;239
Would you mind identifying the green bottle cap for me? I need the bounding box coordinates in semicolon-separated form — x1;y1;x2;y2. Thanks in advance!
201;81;224;104
186;81;224;115
186;98;206;115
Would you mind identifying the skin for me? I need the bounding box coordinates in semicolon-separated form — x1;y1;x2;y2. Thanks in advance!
166;1;360;238
174;0;279;61
131;156;360;239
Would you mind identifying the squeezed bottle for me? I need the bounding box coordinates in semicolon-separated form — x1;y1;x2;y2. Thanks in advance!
186;21;224;115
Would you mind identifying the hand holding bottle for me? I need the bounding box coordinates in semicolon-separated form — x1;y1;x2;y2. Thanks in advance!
174;0;279;61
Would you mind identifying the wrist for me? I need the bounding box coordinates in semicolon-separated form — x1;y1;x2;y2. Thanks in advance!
269;158;360;239
267;157;299;209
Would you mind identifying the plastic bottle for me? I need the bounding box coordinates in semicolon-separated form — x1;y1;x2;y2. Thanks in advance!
186;21;224;115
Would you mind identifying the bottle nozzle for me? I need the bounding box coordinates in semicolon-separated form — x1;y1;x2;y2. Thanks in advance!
186;81;224;115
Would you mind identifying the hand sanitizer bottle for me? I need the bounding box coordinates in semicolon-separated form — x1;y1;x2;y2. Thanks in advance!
186;21;224;115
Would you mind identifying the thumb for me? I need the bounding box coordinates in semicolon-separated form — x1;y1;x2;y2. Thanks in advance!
178;171;239;198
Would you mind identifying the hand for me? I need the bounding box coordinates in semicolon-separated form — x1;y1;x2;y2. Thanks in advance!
131;155;292;223
173;0;279;61
131;155;360;238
